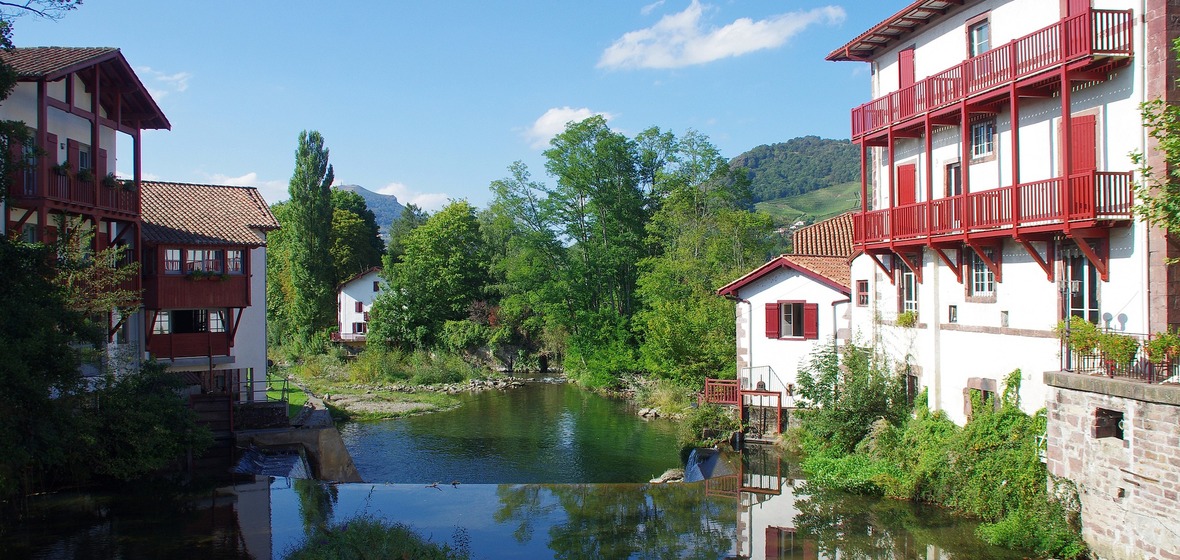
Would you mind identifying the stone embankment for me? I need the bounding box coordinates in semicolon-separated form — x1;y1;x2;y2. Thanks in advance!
318;378;531;417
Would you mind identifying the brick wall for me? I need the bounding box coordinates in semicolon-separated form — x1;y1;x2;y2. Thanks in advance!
1045;373;1180;560
1146;0;1180;334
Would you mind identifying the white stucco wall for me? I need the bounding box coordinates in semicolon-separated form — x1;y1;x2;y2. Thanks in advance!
0;81;120;173
849;0;1150;425
732;267;850;397
338;269;383;336
231;243;269;400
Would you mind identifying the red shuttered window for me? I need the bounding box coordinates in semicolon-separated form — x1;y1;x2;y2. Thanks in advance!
765;301;819;340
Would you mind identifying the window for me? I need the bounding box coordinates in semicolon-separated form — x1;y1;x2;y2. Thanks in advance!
945;162;962;197
968;248;997;298
227;250;244;274
78;144;92;171
948;305;958;323
21;142;35;193
971;120;995;158
1064;251;1099;324
152;311;171;334
968;18;990;57
164;249;182;274
363;312;370;322
764;301;819;340
208;309;227;333
353;322;368;334
1093;408;1124;440
172;309;209;334
355;301;364;313
184;249;224;273
373;281;380;292
856;280;869;307
897;257;919;314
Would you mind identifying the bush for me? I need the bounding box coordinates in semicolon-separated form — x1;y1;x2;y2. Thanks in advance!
795;343;909;454
680;403;740;447
285;515;469;560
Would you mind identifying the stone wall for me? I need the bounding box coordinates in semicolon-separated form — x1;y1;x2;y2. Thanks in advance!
1045;372;1180;560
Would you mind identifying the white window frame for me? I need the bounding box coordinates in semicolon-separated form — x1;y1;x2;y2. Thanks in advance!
969;249;996;297
971;120;995;159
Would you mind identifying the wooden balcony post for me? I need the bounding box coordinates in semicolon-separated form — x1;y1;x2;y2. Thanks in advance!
925;115;933;239
1010;80;1021;232
960;99;971;235
887;126;895;242
1060;67;1073;230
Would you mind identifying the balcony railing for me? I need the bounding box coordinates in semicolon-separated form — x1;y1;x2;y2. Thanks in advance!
851;9;1133;139
701;378;740;405
1060;331;1179;385
853;170;1132;246
10;168;139;215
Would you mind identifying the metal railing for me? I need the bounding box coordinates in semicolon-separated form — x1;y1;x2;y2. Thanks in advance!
1060;330;1179;384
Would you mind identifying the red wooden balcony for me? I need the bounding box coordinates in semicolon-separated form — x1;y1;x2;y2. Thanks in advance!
851;9;1133;139
143;273;250;310
8;169;139;216
148;332;231;360
853;170;1133;247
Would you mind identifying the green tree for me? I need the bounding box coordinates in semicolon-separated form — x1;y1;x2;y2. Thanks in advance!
331;188;383;272
265;201;295;345
330;207;381;284
386;203;428;265
1133;38;1180;237
370;200;487;348
286;130;336;348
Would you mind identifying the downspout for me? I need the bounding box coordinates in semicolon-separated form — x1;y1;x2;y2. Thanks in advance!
831;298;852;349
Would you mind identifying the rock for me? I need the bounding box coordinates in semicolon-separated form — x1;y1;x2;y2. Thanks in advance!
650;468;685;484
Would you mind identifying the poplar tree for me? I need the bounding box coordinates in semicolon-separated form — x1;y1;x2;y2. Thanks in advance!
287;130;336;348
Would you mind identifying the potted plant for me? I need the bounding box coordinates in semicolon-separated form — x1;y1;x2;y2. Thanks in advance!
101;173;120;189
121;179;137;192
185;269;207;281
896;310;918;328
76;168;94;182
1145;329;1180;363
1097;331;1140;376
1056;316;1101;358
51;161;71;176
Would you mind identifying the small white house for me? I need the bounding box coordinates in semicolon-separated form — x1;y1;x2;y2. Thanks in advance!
337;268;383;342
717;254;851;399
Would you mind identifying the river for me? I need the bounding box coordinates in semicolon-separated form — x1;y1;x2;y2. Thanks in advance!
2;380;1026;559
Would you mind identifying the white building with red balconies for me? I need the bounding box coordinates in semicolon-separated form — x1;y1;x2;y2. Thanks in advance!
831;3;1180;557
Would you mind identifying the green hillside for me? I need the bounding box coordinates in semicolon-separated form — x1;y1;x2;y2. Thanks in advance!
730;136;859;204
754;181;860;226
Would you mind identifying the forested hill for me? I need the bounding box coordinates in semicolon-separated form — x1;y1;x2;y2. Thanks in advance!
336;184;405;234
730;136;859;203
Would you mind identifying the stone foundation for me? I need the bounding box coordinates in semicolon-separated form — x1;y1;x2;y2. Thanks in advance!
1045;371;1180;560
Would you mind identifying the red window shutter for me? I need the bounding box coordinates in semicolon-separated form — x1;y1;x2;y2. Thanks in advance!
66;139;80;170
765;303;780;339
355;301;363;313
803;303;819;340
45;133;57;161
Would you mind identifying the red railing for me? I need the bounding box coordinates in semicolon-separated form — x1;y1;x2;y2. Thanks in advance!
8;169;139;215
701;378;739;405
853;171;1132;245
850;9;1133;139
1061;331;1178;384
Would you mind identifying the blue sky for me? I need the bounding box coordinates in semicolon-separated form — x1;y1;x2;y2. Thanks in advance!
14;1;899;212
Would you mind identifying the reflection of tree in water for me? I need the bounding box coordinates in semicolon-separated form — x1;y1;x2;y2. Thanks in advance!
793;485;1023;560
294;479;339;534
495;483;734;559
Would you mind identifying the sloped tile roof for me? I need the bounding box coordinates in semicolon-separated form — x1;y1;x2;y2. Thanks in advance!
141;181;280;247
718;254;850;297
0;46;118;78
792;212;854;258
781;255;851;290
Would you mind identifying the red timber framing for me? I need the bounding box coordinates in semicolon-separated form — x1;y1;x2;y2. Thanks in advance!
848;7;1134;285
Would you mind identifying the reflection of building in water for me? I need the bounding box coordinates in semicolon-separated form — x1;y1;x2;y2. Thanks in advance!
231;476;274;560
708;447;814;559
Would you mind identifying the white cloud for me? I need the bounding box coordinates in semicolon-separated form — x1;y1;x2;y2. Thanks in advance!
136;65;193;100
598;1;846;70
524;107;616;149
641;1;665;16
206;171;288;205
376;181;450;212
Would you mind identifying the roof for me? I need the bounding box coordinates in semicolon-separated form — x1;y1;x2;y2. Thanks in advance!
0;47;170;130
717;254;850;298
338;267;382;290
826;0;972;62
792;212;854;258
141;181;280;247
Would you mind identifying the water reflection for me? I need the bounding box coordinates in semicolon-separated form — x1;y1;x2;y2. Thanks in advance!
4;449;1028;559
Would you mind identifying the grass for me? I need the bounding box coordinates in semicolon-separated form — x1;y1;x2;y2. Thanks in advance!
755;181;860;225
266;370;309;418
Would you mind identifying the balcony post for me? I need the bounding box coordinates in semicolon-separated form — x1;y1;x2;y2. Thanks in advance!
960;99;971;236
1009;79;1021;232
1060;67;1073;230
888;125;895;242
925;114;933;239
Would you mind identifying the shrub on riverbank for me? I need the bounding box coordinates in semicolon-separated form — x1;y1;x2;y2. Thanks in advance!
680;403;741;447
792;345;1085;559
285;515;469;560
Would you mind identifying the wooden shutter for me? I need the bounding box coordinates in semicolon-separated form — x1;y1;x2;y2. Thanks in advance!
898;48;915;89
1071;115;1097;173
897;163;917;206
765;303;780;339
803;303;819;340
45;132;58;162
67;139;80;170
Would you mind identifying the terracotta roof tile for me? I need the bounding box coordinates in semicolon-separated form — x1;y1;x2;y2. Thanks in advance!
781;255;851;290
141;181;280;247
792;212;854;258
0;47;118;78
